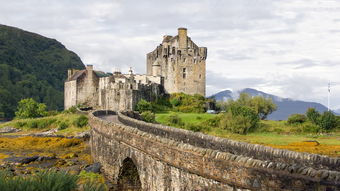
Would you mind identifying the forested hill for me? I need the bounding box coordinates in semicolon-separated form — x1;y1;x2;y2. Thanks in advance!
0;24;85;118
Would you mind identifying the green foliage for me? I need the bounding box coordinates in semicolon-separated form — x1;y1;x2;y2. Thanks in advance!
170;93;206;113
225;93;277;120
318;111;337;131
15;98;47;119
58;121;69;130
78;170;106;191
73;115;88;128
0;170;78;191
136;99;153;112
219;105;259;134
287;114;307;124
167;113;184;126
82;181;106;191
302;123;320;133
14;117;57;129
0;24;84;119
140;111;156;123
306;108;321;124
63;106;77;114
184;123;211;132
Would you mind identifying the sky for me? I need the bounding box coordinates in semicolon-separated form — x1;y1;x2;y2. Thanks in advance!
1;0;340;109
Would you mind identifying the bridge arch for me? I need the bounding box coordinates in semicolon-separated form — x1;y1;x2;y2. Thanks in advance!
117;157;142;190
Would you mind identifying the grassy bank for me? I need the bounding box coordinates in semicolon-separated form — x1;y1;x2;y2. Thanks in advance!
0;113;90;136
155;112;340;157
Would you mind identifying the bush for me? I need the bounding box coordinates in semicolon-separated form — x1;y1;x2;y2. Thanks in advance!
63;106;77;114
287;114;307;124
219;105;259;134
167;114;183;126
185;123;210;132
201;115;222;128
73;115;88;128
15;98;47;119
170;93;206;113
306;108;320;124
140;111;155;123
319;111;337;131
58;122;69;130
136;99;153;112
302;123;320;133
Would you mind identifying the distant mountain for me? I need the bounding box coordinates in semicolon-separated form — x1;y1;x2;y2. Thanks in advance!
335;109;340;114
210;88;334;120
0;24;85;118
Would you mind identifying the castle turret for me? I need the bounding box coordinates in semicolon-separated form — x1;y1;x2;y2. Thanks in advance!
178;28;187;49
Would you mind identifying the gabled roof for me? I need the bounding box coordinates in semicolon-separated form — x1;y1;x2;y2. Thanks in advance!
67;70;112;82
69;70;86;81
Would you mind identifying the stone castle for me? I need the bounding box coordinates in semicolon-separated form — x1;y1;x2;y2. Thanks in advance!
64;28;207;110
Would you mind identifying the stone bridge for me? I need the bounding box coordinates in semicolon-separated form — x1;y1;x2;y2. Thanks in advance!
89;110;340;191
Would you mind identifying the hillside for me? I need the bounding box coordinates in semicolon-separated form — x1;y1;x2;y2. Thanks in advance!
0;24;84;118
211;88;334;120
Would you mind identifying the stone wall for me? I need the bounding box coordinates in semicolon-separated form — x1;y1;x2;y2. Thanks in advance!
89;110;340;190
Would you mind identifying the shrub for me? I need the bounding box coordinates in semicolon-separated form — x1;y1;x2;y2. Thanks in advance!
287;114;307;124
37;118;57;129
319;111;337;131
201;115;222;128
302;123;320;133
169;93;206;113
306;108;320;124
58;122;69;130
74;115;88;128
140;111;155;123
63;106;77;114
15;98;47;119
219;105;259;134
136;99;153;112
185;123;210;132
167;114;183;126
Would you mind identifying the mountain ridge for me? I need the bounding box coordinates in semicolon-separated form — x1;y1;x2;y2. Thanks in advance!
0;24;85;118
210;88;336;120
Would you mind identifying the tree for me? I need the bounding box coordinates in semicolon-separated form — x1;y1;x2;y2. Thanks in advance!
319;111;337;131
287;114;307;124
15;98;47;119
136;99;153;112
250;96;277;120
219;104;259;134
224;93;277;120
306;108;320;124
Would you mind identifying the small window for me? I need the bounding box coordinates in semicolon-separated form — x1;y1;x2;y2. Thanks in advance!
199;74;201;79
172;47;175;54
182;68;187;79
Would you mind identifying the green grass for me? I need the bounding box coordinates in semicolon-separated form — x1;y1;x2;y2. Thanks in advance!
0;113;90;136
155;112;340;147
155;112;216;125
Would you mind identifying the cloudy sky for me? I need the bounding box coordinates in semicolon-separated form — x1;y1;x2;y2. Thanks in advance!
1;0;340;109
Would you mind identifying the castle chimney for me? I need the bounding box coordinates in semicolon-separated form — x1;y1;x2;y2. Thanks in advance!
86;65;93;71
67;69;72;80
178;27;187;49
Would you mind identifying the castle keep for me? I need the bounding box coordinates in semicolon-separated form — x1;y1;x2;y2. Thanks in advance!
147;28;207;96
64;28;206;110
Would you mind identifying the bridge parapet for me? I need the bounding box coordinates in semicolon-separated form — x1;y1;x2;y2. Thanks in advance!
89;110;340;190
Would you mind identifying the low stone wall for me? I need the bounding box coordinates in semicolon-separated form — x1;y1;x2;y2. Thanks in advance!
119;111;340;171
89;110;340;190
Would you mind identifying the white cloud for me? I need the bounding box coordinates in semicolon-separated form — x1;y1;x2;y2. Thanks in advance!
0;0;340;109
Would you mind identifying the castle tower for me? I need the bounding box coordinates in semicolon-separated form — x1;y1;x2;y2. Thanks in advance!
146;28;207;96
